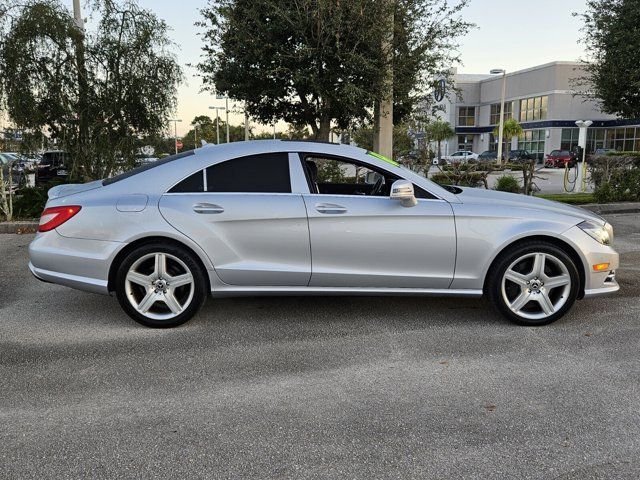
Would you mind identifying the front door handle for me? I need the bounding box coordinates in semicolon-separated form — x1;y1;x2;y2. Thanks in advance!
193;203;224;214
315;203;347;214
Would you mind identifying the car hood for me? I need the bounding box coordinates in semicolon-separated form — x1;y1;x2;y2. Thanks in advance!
455;187;605;225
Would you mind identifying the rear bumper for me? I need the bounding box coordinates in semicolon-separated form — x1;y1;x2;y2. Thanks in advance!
28;231;123;295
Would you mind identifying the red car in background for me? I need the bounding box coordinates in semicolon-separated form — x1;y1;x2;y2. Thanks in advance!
545;150;576;168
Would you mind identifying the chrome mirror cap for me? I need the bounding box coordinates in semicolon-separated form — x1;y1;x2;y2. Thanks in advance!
390;180;417;207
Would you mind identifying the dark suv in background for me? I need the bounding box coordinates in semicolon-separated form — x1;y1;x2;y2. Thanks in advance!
36;151;71;186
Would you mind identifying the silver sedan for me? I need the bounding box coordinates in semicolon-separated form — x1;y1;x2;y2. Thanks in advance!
29;141;619;328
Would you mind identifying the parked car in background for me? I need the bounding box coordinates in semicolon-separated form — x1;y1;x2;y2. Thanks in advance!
29;141;619;329
508;150;536;162
0;153;25;191
478;151;498;162
545;150;576;169
594;148;617;156
36;151;71;186
442;150;479;163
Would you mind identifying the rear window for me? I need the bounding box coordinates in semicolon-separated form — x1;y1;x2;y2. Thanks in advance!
103;150;195;186
205;153;291;193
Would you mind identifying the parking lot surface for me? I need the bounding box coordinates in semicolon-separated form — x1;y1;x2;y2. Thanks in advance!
1;214;639;479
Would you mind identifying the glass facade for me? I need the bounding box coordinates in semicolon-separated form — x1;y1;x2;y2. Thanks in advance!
458;106;476;126
519;96;548;122
458;135;474;151
518;130;546;161
561;127;640;153
490;102;514;125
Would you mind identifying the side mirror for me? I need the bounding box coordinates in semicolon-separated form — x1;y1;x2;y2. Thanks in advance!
390;179;417;207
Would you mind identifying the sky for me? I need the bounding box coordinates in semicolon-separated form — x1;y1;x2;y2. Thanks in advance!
5;0;591;137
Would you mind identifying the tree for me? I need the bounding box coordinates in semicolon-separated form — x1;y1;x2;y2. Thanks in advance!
197;0;472;141
425;120;455;162
352;124;414;159
493;118;523;163
577;0;640;118
181;115;248;148
0;0;182;182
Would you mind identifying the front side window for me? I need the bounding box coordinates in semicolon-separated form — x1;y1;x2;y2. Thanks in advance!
304;155;435;199
206;153;291;193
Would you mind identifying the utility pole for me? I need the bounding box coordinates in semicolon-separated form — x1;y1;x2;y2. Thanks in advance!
168;119;182;154
72;0;88;176
244;110;250;141
375;4;394;159
491;69;507;164
209;106;225;144
225;97;230;143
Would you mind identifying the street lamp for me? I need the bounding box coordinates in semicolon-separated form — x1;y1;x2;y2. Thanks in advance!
208;106;226;144
215;93;231;143
575;120;593;193
168;119;182;154
490;69;507;164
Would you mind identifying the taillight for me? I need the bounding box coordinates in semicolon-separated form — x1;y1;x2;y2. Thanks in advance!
38;205;82;232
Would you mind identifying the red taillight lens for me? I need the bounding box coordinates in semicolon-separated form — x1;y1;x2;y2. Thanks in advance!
38;205;82;232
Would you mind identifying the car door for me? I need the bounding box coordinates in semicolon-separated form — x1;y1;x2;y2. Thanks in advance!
301;154;456;289
159;152;311;287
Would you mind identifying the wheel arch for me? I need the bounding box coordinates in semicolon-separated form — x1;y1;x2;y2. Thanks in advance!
107;236;211;294
482;235;586;299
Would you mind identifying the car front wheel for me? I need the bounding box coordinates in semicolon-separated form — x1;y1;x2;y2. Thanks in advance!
115;243;208;328
487;242;580;326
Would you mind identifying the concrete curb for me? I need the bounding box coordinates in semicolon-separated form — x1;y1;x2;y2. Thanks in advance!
0;221;39;234
582;203;640;215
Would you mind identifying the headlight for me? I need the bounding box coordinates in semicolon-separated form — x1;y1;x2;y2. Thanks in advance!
578;220;613;245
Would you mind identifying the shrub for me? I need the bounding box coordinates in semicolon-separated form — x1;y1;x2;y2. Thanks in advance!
494;175;520;193
589;155;640;202
13;187;49;219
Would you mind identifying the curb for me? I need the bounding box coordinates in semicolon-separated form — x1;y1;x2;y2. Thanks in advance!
582;203;640;215
0;221;39;234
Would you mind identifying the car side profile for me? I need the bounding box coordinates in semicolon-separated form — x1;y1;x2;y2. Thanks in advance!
29;141;619;328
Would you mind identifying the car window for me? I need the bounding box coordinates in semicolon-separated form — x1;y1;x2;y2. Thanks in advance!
206;153;291;193
304;155;436;199
103;150;194;186
169;170;204;193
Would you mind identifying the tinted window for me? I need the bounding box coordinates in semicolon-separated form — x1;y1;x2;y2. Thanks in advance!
206;153;291;193
169;170;204;193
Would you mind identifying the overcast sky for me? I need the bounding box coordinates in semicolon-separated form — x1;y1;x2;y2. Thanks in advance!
116;0;591;135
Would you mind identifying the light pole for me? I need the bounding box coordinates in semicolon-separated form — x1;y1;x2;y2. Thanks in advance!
244;104;250;141
490;69;507;164
168;119;182;154
575;120;593;193
208;106;226;144
215;94;231;143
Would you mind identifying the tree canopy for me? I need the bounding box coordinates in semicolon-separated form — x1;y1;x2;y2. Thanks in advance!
197;0;472;141
577;0;640;118
0;0;182;179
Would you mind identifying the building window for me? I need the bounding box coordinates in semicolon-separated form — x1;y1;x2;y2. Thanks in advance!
519;96;548;122
561;127;620;153
458;135;474;151
490;102;513;125
518;129;546;161
458;106;475;126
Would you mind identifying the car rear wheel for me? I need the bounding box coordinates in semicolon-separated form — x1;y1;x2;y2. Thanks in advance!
487;241;580;326
115;243;207;328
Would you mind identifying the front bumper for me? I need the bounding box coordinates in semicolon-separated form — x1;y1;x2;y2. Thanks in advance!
28;230;123;295
561;225;620;299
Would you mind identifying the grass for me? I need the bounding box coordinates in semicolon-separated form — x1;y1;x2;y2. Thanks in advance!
535;193;595;205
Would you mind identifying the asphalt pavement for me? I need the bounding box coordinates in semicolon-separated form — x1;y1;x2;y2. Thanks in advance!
1;214;639;479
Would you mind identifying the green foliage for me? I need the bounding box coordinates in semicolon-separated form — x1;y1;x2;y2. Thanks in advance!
197;0;473;139
424;120;455;160
352;123;414;160
0;0;182;180
317;160;347;183
536;193;595;205
12;186;49;219
181;115;248;148
431;171;486;188
589;155;640;202
494;175;520;193
578;0;640;118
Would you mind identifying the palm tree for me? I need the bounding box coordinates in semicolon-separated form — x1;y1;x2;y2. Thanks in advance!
493;118;523;164
425;121;456;163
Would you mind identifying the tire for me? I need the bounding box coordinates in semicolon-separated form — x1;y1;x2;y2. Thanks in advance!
486;241;580;326
115;242;208;328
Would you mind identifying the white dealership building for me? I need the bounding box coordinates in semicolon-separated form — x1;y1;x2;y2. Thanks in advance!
430;61;640;161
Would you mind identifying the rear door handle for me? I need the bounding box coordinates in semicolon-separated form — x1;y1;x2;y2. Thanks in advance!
193;203;224;214
315;203;347;214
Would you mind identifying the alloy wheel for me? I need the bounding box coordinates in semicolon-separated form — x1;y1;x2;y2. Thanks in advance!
501;252;572;320
124;252;195;320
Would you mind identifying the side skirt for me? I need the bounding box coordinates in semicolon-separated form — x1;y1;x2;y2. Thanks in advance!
210;286;484;298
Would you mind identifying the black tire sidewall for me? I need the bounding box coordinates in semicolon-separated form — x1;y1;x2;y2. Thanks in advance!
488;242;580;326
115;243;208;328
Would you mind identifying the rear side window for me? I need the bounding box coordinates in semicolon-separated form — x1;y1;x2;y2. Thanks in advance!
169;171;204;193
206;153;291;193
103;150;195;186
